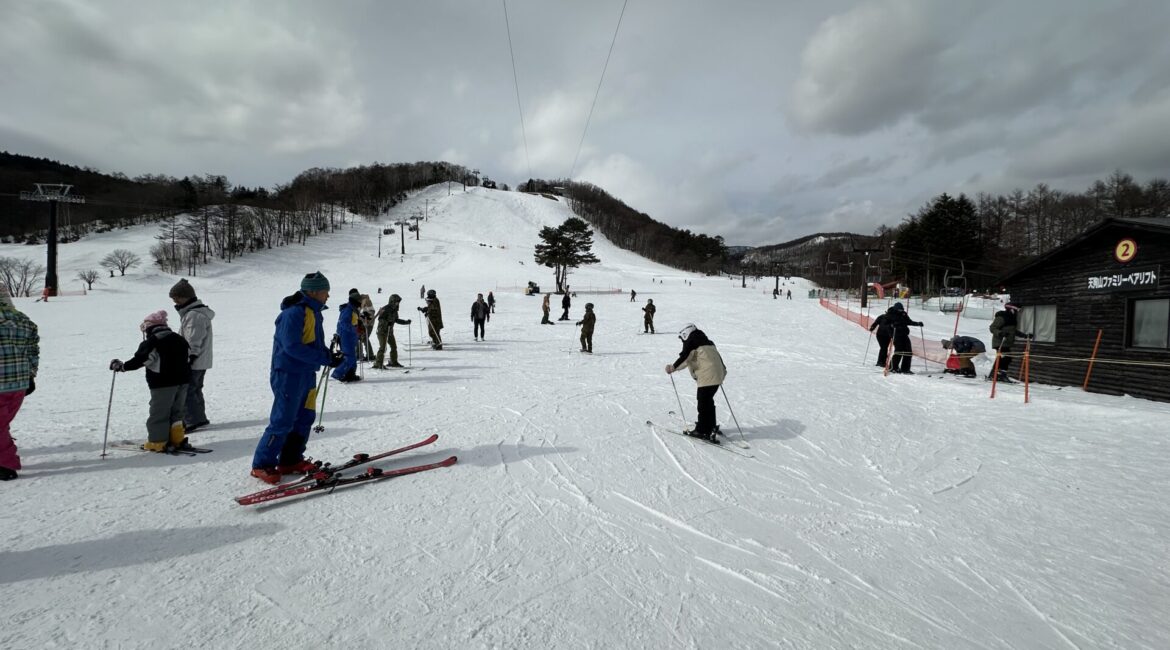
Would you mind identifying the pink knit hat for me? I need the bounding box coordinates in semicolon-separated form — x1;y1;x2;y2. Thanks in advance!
140;309;169;332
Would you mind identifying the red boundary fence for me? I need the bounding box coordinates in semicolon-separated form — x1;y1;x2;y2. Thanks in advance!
819;298;950;367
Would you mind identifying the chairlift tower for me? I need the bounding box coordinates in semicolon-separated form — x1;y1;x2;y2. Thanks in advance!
20;183;85;297
850;234;886;308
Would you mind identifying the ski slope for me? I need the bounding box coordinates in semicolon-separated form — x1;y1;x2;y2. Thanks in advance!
2;185;1168;649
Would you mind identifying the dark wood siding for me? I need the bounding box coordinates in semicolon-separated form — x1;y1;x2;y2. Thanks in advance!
1004;224;1170;402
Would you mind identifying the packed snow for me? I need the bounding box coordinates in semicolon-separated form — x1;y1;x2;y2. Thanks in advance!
2;185;1167;649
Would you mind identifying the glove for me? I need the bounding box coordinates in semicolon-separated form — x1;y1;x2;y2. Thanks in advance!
109;359;124;372
575;321;582;326
664;364;674;374
405;319;411;325
329;350;345;368
26;376;35;396
188;355;197;365
417;307;425;312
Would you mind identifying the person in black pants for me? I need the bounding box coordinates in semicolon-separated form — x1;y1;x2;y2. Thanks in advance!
888;302;923;374
869;308;894;368
559;292;571;321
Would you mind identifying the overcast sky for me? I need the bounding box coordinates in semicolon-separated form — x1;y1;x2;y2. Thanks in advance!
3;0;1169;245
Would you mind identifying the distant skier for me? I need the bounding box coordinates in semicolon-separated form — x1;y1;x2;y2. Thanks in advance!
332;289;363;383
888;302;923;374
0;293;38;481
630;289;637;302
869;307;894;368
559;292;571;321
420;285;426;299
372;294;410;369
250;272;343;484
169;278;214;433
109;310;192;453
357;293;376;361
642;299;656;333
541;293;553;325
576;303;596;353
665;324;727;443
487;291;496;314
773;288;779;299
471;293;489;341
786;289;792;300
418;289;444;349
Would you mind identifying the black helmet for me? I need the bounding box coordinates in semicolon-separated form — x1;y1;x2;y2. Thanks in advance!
427;289;437;298
389;293;401;303
892;302;904;312
585;302;594;310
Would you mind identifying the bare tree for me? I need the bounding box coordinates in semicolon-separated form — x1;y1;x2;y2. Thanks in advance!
0;256;47;297
101;249;142;276
76;269;101;290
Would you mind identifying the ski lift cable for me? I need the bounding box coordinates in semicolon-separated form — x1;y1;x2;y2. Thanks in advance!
501;0;532;180
568;0;630;181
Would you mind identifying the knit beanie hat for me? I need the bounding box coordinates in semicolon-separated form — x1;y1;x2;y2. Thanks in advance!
169;278;196;301
140;309;168;332
300;271;330;293
0;291;11;307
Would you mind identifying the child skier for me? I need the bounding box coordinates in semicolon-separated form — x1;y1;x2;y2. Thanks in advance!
109;310;192;452
665;324;727;443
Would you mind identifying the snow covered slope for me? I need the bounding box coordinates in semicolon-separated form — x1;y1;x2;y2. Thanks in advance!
2;186;1168;649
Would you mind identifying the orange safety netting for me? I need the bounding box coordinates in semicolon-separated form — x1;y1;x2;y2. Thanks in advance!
819;298;951;366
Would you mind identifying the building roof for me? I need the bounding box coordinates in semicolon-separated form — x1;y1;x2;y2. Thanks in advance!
996;216;1170;286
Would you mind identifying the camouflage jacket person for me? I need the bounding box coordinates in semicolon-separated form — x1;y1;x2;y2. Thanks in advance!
989;305;1019;350
578;308;596;335
376;295;410;337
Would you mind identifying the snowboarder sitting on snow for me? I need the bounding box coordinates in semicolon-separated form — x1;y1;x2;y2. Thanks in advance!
332;288;363;383
642;298;656;333
869;307;894;368
942;336;985;378
576;303;596;353
665;324;727;443
888;302;923;374
372;294;410;369
251;272;344;484
418;289;444;349
110;310;192;453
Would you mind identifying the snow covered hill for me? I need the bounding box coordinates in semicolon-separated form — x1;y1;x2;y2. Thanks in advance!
2;185;1168;649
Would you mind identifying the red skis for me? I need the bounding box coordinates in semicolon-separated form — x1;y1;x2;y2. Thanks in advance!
235;433;453;505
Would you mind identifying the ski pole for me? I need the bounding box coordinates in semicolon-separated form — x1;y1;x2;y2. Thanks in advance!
408;323;412;368
918;325;928;374
100;370;117;459
314;372;331;433
669;372;688;429
720;385;748;445
862;329;873;366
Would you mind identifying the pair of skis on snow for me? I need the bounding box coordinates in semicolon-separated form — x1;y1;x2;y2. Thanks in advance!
645;421;753;458
235;433;456;506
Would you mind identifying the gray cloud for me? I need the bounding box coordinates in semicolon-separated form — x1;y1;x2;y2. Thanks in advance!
2;0;1169;246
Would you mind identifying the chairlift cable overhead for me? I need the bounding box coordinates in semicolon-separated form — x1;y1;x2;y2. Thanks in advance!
569;0;630;181
501;0;532;180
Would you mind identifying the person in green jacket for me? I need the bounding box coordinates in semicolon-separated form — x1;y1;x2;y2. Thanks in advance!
988;303;1019;380
373;294;411;368
576;303;596;353
418;289;444;350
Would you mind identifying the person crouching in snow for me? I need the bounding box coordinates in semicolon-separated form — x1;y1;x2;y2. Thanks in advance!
251;272;343;484
332;288;362;383
109;310;192;453
665;324;727;443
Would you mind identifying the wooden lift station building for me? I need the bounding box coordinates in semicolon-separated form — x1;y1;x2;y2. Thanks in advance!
997;217;1170;402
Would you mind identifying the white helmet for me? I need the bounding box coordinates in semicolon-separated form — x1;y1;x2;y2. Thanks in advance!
678;323;697;341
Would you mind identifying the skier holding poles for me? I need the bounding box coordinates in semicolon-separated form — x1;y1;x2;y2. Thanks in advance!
664;323;726;443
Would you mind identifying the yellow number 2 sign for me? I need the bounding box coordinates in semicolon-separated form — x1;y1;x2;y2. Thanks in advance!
1114;238;1137;263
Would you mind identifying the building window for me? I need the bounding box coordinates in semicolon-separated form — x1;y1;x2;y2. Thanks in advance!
1018;305;1057;343
1129;298;1170;349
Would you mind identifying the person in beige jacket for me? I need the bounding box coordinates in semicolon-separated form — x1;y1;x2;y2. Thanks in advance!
665;323;726;443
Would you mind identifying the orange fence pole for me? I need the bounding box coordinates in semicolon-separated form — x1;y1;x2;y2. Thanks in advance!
1082;329;1104;391
989;351;1002;398
1022;338;1032;404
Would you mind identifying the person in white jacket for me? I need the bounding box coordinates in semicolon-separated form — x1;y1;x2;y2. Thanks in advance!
665;323;726;443
170;279;215;432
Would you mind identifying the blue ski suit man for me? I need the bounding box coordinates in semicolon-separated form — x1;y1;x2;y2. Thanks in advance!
332;288;362;382
251;272;340;484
